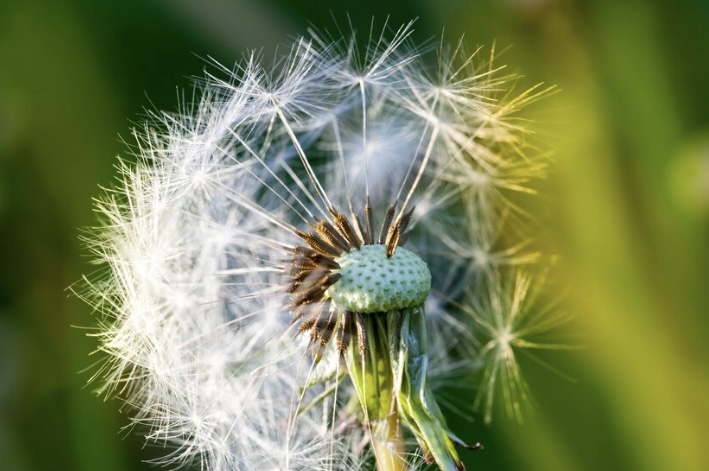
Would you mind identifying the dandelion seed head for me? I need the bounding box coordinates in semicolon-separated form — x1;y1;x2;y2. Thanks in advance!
79;20;565;470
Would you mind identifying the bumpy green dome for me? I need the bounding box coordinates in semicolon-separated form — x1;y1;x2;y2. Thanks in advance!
325;244;430;313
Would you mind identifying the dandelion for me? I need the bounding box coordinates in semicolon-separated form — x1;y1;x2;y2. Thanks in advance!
78;21;567;471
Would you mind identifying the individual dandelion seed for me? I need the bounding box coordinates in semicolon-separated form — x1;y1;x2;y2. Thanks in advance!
454;269;576;425
78;19;559;471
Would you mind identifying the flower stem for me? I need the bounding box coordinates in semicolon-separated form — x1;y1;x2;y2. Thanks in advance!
373;413;407;471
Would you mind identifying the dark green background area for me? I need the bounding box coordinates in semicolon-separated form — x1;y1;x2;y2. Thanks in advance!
1;1;708;470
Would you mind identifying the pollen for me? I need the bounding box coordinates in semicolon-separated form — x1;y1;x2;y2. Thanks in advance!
325;244;431;313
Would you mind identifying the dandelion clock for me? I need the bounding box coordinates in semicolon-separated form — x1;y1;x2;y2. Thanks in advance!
78;21;571;471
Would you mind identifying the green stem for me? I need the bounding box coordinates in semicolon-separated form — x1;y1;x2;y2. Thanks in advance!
347;310;466;471
372;414;407;471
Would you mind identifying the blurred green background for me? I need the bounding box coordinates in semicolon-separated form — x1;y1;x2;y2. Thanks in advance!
1;0;708;470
